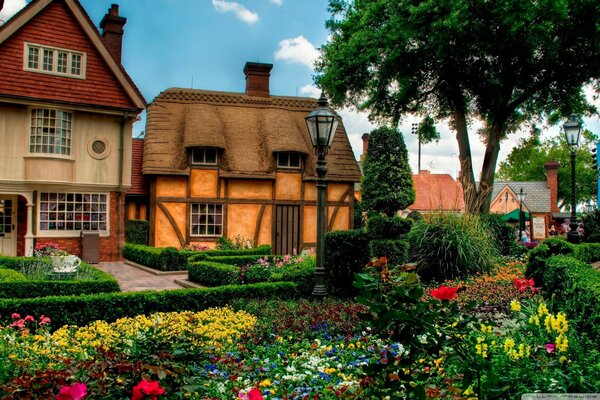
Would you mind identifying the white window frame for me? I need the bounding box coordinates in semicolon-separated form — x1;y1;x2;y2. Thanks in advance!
29;108;73;156
23;42;86;79
277;152;302;169
190;203;223;237
37;192;109;237
191;148;218;166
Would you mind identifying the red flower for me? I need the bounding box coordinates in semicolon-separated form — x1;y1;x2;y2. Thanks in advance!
430;286;458;301
40;315;51;325
24;315;34;322
248;389;264;400
11;313;20;319
131;380;165;400
545;343;556;354
56;383;87;400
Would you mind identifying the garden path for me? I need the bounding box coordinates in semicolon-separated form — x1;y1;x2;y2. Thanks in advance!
96;262;188;292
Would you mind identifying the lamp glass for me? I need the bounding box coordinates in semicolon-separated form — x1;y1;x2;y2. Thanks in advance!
306;108;338;149
563;114;582;147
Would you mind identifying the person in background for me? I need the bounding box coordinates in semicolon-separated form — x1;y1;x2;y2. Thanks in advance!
549;224;558;236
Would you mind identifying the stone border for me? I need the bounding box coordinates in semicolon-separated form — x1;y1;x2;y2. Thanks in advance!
124;260;188;276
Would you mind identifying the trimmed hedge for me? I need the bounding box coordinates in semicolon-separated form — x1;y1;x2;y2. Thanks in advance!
186;245;272;263
207;255;269;266
368;239;409;266
525;237;575;287
125;219;148;245
366;215;412;240
543;255;600;341
324;229;370;297
188;261;240;286
573;243;600;264
0;282;297;328
276;261;315;296
0;268;27;282
123;244;188;271
0;255;45;271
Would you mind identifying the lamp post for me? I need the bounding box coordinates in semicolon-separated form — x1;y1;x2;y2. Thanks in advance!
305;92;339;297
563;114;583;244
412;122;421;173
517;187;527;242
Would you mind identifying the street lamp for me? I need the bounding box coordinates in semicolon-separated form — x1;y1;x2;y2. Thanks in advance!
517;188;527;241
563;114;583;244
305;92;339;297
412;122;421;173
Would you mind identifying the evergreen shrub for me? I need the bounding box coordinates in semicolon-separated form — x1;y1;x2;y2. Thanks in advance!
368;239;409;266
366;215;412;240
324;229;370;297
125;220;148;245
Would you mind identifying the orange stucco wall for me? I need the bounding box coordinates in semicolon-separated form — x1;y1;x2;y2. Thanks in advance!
275;173;302;200
328;183;349;202
228;179;272;200
156;176;187;198
227;204;262;241
329;206;350;231
190;169;218;198
155;205;182;248
303;206;318;244
304;182;317;201
258;206;272;245
490;189;523;214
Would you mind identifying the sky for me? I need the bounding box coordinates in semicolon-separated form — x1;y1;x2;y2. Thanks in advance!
2;0;600;180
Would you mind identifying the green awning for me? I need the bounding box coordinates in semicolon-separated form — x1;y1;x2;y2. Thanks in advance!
501;209;530;222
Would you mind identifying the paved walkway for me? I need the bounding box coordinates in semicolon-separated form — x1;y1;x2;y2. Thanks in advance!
96;262;189;292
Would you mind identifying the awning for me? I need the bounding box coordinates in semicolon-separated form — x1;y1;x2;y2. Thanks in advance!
501;209;530;222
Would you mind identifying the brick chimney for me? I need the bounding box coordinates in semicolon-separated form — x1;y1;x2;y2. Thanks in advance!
100;4;127;63
244;62;272;97
360;133;370;163
545;161;560;213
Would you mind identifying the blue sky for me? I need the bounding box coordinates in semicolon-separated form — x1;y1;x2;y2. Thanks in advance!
2;0;600;179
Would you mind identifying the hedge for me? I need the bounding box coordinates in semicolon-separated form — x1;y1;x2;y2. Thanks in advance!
188;261;240;286
366;215;412;240
125;219;148;245
525;237;575;287
368;239;409;266
186;245;272;263
324;229;370;297
0;268;27;282
0;255;46;271
206;255;269;266
543;255;600;341
573;243;600;264
123;244;187;271
0;282;298;328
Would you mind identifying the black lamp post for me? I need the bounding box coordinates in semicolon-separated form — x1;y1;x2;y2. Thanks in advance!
563;114;583;244
517;187;527;241
412;122;421;173
305;92;339;297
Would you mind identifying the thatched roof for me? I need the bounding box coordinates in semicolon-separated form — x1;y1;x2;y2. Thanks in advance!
142;88;362;182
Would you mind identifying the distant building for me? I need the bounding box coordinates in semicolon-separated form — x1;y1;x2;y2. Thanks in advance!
406;170;464;214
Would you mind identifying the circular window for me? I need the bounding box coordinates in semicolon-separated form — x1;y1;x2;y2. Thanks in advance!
87;137;110;160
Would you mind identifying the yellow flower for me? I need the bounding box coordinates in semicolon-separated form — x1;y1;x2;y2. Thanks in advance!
556;334;568;352
480;324;492;333
463;385;475;396
259;379;271;387
538;302;549;317
528;315;540;326
559;356;567;363
510;300;521;312
347;343;355;350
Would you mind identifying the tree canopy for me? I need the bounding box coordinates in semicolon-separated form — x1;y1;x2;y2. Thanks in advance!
316;0;600;214
496;128;598;208
361;126;415;216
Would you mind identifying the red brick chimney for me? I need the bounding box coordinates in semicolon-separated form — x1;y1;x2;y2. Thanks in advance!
244;62;272;97
545;161;560;213
100;4;127;63
360;133;370;162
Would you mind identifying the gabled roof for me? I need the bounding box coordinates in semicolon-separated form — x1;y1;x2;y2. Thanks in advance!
409;171;464;212
0;0;145;111
491;181;550;213
142;88;362;182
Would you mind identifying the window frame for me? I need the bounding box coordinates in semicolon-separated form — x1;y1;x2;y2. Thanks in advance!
29;108;73;157
37;192;109;237
190;203;223;237
190;148;219;167
23;42;87;79
277;152;302;169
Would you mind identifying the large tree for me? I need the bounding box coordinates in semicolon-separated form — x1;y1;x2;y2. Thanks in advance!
316;0;600;214
362;126;415;216
497;128;598;208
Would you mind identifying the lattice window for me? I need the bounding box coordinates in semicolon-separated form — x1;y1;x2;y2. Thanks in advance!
39;193;108;232
191;148;218;165
29;109;72;156
277;152;301;168
24;43;85;78
190;204;223;236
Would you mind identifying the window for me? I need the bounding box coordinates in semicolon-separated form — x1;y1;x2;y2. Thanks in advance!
24;43;86;78
190;204;223;236
39;193;108;232
29;109;72;156
277;152;301;169
191;148;218;165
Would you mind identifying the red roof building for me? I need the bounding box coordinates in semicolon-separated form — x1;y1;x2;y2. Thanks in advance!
407;170;464;213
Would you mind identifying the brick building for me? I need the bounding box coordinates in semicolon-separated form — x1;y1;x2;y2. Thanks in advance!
0;0;145;260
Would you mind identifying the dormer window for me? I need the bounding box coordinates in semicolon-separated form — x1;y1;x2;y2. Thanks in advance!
277;152;301;169
191;148;218;165
24;43;86;79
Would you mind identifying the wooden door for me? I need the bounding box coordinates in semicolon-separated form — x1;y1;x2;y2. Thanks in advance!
274;205;300;256
0;196;17;256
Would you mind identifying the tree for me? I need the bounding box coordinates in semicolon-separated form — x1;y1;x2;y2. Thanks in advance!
316;0;600;214
361;126;415;216
497;128;598;208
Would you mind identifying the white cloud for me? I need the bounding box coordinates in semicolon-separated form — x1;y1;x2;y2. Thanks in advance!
270;0;284;4
299;84;320;98
0;0;27;25
212;0;258;24
274;36;319;69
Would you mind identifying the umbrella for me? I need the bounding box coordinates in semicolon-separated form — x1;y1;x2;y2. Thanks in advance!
501;209;529;222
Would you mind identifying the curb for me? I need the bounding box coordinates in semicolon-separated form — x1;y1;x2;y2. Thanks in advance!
124;260;188;276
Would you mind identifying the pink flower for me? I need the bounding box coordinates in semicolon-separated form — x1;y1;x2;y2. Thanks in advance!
56;383;87;400
131;380;165;400
40;315;51;325
11;313;20;319
546;343;556;354
24;315;34;322
430;286;458;301
9;319;25;329
248;388;264;400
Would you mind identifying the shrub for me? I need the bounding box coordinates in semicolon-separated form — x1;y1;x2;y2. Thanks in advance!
408;213;498;282
158;247;187;271
368;239;409;266
0;255;46;271
123;244;162;269
243;265;273;284
207;255;269;266
582;209;600;243
125;220;148;245
525;237;574;287
480;213;519;256
366;215;412;240
574;242;600;263
188;261;240;286
0;269;26;282
276;257;316;296
186;245;272;263
324;229;370;297
0;282;297;328
353;198;365;229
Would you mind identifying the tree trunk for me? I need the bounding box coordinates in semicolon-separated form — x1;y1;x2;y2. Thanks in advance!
477;124;504;214
453;104;479;214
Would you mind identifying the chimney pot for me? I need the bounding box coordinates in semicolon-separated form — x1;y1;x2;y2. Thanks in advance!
244;62;273;97
100;4;127;63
